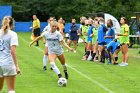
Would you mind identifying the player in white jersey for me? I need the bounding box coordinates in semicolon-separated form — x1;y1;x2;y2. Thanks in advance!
42;17;54;70
30;21;72;79
0;16;20;93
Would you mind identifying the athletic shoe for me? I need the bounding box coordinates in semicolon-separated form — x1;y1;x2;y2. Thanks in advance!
43;66;47;70
74;50;76;53
119;62;128;66
64;70;68;79
58;74;62;78
87;55;92;61
50;67;53;70
113;62;118;65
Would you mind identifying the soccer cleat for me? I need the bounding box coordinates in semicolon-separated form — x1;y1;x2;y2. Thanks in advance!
64;70;68;79
119;62;128;66
43;66;47;70
58;74;62;78
50;67;53;70
113;62;118;65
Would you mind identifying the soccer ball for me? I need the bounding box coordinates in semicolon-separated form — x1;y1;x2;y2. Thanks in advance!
58;77;67;87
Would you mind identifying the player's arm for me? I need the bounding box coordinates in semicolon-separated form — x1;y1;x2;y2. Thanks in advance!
117;31;128;36
11;45;20;74
30;36;42;47
60;40;73;51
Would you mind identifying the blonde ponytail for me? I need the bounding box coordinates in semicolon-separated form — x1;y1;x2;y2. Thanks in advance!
1;16;10;34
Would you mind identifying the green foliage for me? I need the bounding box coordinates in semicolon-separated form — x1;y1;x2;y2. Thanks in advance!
0;0;140;22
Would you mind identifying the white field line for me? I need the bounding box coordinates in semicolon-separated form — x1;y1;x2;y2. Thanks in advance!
18;35;114;93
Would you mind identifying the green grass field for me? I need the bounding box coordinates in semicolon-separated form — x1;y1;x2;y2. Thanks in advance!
1;32;140;93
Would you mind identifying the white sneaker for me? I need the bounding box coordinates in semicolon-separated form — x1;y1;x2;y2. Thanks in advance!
74;50;76;53
87;55;92;61
119;62;128;66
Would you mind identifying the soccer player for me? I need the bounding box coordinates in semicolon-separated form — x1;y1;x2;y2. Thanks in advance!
32;15;40;46
98;17;107;63
30;21;72;79
104;19;115;64
85;18;94;60
104;19;115;45
117;17;130;66
90;19;99;61
106;40;120;65
58;17;65;36
0;16;20;93
42;17;54;70
68;19;79;53
81;19;90;60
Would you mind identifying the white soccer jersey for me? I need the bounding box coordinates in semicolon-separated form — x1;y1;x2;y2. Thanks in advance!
41;31;64;55
43;24;51;32
0;29;18;66
43;24;51;47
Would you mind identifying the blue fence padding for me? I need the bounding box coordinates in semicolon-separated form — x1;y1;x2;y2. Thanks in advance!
14;21;80;33
14;22;48;32
40;22;48;31
15;22;32;32
0;6;12;27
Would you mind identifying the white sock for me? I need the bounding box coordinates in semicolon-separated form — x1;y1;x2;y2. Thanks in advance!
50;62;60;75
8;90;15;93
43;55;48;66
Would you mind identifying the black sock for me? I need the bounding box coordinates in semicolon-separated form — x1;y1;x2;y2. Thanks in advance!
85;47;87;52
91;51;93;55
36;41;39;46
115;57;118;61
86;51;90;57
91;53;96;60
96;56;98;60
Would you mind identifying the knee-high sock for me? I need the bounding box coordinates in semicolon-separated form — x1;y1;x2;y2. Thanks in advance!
91;53;96;60
50;62;60;75
43;55;48;66
85;51;90;58
36;41;39;45
115;57;118;61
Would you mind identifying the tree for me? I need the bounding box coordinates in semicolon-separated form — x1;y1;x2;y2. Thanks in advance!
0;0;140;22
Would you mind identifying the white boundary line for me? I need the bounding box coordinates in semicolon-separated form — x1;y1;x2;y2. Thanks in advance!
18;35;114;93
